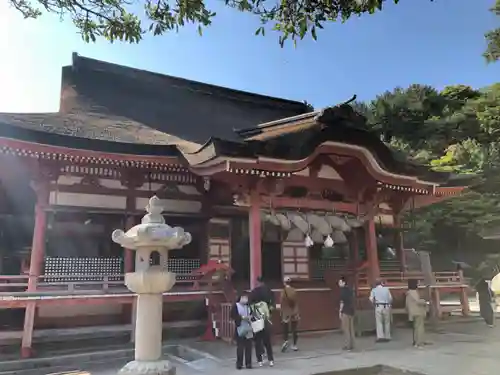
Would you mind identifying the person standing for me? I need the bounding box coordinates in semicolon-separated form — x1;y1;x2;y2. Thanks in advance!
338;276;355;351
249;276;275;367
280;276;300;352
476;278;495;327
405;279;427;348
369;279;393;342
230;293;253;369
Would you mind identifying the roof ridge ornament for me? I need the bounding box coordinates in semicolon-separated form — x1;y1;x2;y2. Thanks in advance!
112;195;191;250
142;195;165;224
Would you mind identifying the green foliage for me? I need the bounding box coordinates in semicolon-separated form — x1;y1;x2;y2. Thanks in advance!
484;0;500;63
8;0;499;60
361;83;500;257
11;0;401;44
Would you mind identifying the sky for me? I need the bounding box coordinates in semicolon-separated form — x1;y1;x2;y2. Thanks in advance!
0;0;499;113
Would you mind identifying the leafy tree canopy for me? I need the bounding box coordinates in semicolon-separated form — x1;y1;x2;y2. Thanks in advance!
8;0;500;61
359;83;500;261
484;0;500;62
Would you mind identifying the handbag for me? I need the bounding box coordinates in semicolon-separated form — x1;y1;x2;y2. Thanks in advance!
237;320;252;338
251;318;265;333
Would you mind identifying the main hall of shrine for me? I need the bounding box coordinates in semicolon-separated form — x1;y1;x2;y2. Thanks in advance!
0;53;469;356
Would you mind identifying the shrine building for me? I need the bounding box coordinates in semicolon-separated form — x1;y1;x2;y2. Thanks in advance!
0;53;468;357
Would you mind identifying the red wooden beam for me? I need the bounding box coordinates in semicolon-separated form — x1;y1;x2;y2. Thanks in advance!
0;138;180;165
261;196;360;213
208;172;350;198
49;183;204;200
0;291;212;308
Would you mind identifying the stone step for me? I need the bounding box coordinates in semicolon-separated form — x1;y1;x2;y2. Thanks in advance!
0;356;129;375
0;343;220;375
0;349;132;375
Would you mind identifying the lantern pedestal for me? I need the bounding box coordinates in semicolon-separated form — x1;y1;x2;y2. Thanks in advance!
119;359;176;375
112;196;192;375
118;271;176;375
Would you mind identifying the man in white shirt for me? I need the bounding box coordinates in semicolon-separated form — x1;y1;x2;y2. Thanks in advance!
369;279;393;342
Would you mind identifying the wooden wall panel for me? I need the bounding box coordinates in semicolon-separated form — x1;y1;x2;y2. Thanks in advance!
282;241;309;280
208;218;231;265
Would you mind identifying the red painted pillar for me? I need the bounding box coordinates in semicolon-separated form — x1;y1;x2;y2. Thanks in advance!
365;219;380;284
124;216;135;273
21;181;49;358
249;191;262;290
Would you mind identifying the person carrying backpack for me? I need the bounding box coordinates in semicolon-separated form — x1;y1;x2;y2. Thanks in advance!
250;276;275;367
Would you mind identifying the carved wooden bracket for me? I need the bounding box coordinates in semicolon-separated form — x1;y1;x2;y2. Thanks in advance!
387;192;412;217
120;169;145;190
26;160;60;203
324;155;377;201
359;188;392;221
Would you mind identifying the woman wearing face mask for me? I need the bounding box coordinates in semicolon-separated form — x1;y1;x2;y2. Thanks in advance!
230;293;253;369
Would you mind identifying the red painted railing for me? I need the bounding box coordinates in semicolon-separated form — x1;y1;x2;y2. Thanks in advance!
356;270;465;288
219;302;234;343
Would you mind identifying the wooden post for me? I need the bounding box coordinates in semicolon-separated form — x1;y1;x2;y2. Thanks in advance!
364;219;379;284
393;215;406;272
249;190;262;290
419;251;440;328
458;269;470;316
21;180;49;358
349;230;359;264
433;288;442;319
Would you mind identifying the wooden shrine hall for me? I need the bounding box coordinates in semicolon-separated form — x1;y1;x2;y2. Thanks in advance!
0;53;469;357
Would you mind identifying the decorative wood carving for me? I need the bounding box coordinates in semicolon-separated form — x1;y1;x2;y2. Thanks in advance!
325;156;376;201
27;160;60;203
120;169;144;189
79;175;102;187
261;177;285;196
329;154;352;165
155;183;180;196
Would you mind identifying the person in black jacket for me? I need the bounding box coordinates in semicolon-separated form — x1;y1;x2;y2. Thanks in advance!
231;293;253;369
250;276;275;309
249;276;275;367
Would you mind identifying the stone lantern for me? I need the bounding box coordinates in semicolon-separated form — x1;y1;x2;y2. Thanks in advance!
112;196;192;375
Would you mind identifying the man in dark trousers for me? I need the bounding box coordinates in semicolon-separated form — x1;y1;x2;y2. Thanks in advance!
339;276;355;351
249;276;275;367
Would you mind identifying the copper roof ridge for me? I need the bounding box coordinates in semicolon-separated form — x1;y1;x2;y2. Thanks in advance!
235;111;318;137
234;95;358;138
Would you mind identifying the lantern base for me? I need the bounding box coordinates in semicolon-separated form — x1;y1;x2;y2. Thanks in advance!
118;360;176;375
